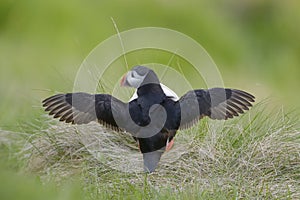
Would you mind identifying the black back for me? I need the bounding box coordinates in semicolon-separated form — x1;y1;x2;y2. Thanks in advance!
129;83;180;153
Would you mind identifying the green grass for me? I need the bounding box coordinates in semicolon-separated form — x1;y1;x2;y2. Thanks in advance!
1;103;299;199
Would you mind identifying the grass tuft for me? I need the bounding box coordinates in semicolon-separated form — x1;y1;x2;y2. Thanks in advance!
4;104;300;199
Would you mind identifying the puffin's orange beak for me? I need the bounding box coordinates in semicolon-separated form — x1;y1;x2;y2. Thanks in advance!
120;73;127;87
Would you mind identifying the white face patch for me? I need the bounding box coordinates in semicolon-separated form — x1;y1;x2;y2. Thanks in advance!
126;71;146;88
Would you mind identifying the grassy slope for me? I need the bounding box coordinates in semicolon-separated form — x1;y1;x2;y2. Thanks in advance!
1;103;299;199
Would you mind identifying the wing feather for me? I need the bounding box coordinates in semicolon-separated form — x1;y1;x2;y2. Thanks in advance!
42;92;128;131
178;88;255;129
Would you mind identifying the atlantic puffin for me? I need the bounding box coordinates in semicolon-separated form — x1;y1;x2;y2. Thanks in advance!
42;66;255;172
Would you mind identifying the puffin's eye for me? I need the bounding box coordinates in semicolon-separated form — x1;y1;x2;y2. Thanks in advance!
131;71;137;78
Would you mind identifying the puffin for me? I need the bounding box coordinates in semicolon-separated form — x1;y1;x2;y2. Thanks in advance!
42;66;255;172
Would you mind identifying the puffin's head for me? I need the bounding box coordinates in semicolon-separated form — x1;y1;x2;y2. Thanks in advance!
120;66;159;88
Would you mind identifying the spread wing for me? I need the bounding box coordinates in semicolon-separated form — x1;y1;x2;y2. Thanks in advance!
178;88;255;129
42;92;130;132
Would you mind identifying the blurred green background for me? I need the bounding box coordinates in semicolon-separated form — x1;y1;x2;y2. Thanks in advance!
0;0;299;199
1;0;300;129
